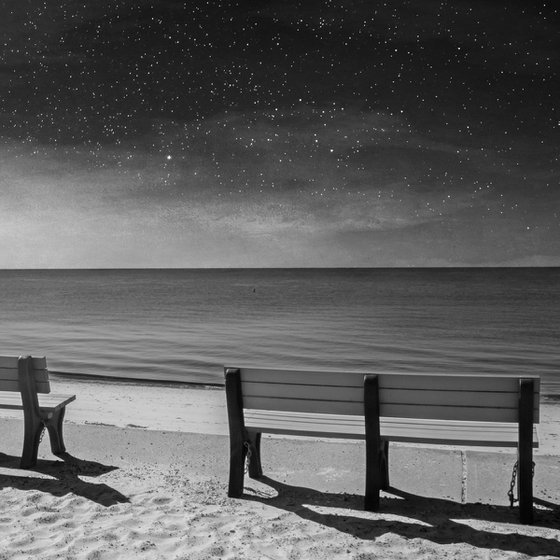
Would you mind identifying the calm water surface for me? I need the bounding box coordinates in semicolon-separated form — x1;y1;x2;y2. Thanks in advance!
0;268;558;397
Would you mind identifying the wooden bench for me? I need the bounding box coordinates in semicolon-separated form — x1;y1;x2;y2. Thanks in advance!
0;355;76;468
224;367;540;524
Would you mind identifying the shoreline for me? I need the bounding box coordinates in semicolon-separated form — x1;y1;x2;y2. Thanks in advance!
52;370;225;389
50;370;560;402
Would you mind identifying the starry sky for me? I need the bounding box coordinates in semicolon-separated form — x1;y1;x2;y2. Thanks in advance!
1;0;558;268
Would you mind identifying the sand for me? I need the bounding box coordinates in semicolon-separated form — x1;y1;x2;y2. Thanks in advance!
1;376;560;559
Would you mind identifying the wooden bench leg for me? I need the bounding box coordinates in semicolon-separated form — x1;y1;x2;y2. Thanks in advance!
228;431;248;498
518;379;534;524
18;355;43;469
44;407;68;456
225;367;249;498
364;374;382;511
518;452;533;525
381;440;390;490
21;416;44;469
365;439;386;510
247;431;263;479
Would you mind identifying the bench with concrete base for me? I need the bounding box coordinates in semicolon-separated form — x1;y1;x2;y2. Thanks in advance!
224;367;540;524
0;355;76;468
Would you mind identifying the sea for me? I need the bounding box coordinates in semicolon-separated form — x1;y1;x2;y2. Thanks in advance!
1;268;559;399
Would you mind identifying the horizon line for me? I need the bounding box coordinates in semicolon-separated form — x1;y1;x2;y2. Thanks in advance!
1;265;559;271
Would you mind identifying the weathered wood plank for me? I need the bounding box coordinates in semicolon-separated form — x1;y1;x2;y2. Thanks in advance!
0;379;51;394
243;395;363;415
238;368;540;422
0;369;49;382
243;394;530;422
0;356;47;369
243;384;527;409
0;392;24;409
239;367;540;393
38;394;76;410
243;410;539;447
0;392;74;410
0;355;51;394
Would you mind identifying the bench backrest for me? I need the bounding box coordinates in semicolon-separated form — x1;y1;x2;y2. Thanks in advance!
230;367;540;423
0;356;51;394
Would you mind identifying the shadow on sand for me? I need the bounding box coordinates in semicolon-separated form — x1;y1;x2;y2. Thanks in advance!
0;452;129;507
244;476;560;558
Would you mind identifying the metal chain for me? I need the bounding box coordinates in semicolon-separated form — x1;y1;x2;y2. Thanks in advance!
507;460;536;508
508;461;518;507
243;441;252;474
38;425;46;445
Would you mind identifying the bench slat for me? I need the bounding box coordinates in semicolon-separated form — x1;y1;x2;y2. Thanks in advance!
0;379;51;394
244;410;539;448
243;383;533;410
0;369;49;381
0;356;47;369
0;356;51;394
0;392;75;411
243;395;362;416
244;395;531;423
39;393;76;411
0;392;24;410
240;368;540;392
238;368;540;423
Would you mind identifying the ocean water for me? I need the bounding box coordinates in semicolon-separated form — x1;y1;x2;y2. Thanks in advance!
0;268;559;397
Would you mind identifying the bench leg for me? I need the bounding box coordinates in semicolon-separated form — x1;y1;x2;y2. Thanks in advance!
247;431;263;479
44;407;68;456
518;452;533;525
381;440;390;490
365;438;386;511
20;416;44;469
518;379;534;524
364;374;382;511
225;368;249;497
228;430;248;498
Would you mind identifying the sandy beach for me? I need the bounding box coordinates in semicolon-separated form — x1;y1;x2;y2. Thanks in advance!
1;376;560;559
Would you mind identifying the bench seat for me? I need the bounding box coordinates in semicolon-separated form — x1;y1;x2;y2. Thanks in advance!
245;409;539;447
0;391;76;416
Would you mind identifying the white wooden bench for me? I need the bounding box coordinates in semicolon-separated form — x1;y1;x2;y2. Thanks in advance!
224;367;540;524
0;356;76;468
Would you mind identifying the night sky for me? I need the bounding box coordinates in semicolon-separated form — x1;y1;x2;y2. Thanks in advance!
1;0;558;267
